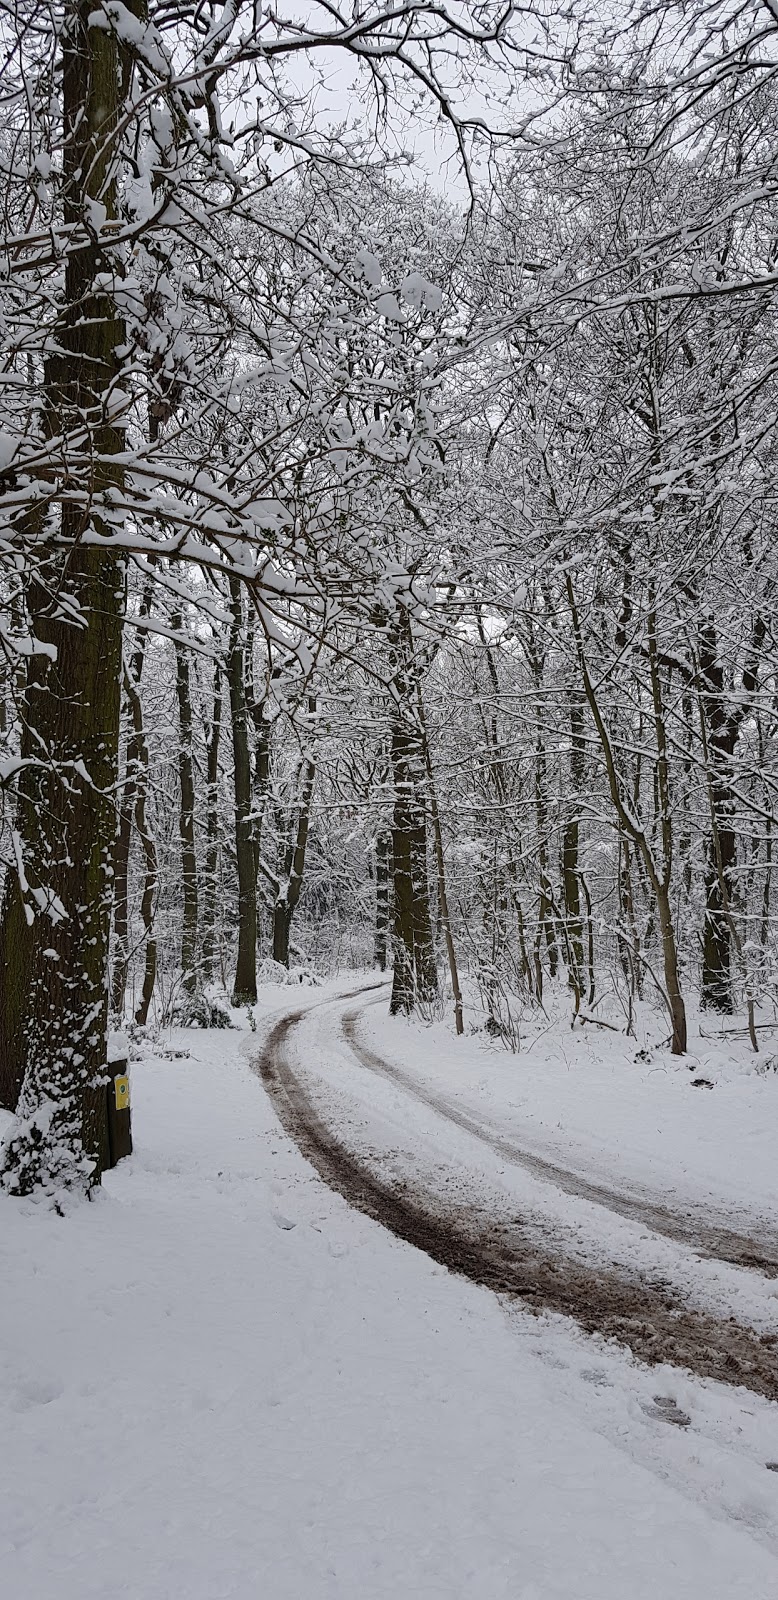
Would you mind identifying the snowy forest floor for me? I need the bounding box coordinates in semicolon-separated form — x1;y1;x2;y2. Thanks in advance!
2;978;778;1598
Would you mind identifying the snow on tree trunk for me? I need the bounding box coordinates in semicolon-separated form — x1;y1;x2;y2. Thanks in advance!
1;3;125;1194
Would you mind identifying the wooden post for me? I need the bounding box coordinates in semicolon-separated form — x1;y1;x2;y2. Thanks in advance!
106;1052;132;1167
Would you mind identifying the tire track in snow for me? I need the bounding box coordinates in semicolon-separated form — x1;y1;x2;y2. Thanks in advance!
254;992;778;1401
342;1001;778;1279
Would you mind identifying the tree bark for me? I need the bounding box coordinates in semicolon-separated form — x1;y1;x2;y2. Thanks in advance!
419;691;463;1034
122;665;158;1027
534;733;559;981
0;4;126;1188
111;587;153;1017
389;712;438;1015
567;573;687;1054
272;711;316;968
697;612;765;1011
374;827;391;971
561;689;586;1008
227;580;257;1002
698;620;736;1011
201;657;222;985
173;616;198;994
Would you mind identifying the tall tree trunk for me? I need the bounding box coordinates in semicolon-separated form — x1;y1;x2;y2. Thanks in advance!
387;612;438;1017
760;816;772;952
250;708;271;892
534;733;559;981
645;592;687;1053
120;665;158;1027
617;841;642;1002
112;692;141;1020
227;580;257;1003
561;689;585;1007
655;883;687;1054
567;573;687;1054
698;621;736;1011
272;712;316;968
201;658;222;985
389;712;438;1015
374;828;391;971
173;616;198;994
697;613;764;1011
473;608;534;1000
0;3;125;1188
246;613;271;893
131;687;158;1028
696;689;759;1051
111;586;153;1018
419;692;463;1034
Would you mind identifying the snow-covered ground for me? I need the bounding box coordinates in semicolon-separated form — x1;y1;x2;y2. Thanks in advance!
359;995;778;1225
1;979;777;1599
293;993;778;1337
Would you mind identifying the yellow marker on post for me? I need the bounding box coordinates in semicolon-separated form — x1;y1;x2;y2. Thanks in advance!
114;1074;130;1112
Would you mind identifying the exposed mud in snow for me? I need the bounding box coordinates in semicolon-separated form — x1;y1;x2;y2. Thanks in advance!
256;1002;778;1402
342;1005;778;1279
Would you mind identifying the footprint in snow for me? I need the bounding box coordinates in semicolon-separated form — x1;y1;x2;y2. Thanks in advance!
580;1368;613;1389
9;1378;63;1412
641;1395;691;1427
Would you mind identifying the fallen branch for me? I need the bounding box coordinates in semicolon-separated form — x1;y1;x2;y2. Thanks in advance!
573;1013;622;1033
699;1022;778;1039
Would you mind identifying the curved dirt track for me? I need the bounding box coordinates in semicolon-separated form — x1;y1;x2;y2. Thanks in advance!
342;1002;778;1279
255;994;778;1402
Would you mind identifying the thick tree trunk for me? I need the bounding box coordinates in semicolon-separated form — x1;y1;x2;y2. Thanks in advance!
0;5;125;1189
389;712;438;1015
386;610;438;1017
227;580;257;1003
0;553;124;1191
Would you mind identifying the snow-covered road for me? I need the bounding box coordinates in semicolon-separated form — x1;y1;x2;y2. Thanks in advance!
344;996;778;1274
357;996;778;1228
2;979;777;1598
266;989;778;1358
